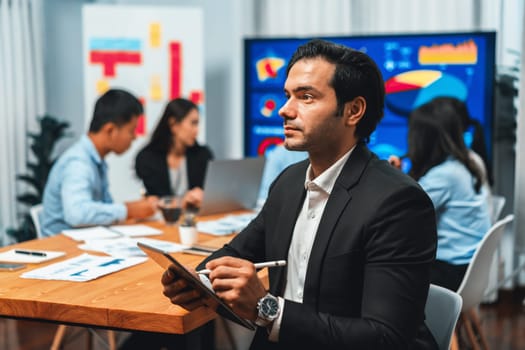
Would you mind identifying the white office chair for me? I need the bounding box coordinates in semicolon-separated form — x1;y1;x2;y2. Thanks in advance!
30;204;44;238
424;284;462;350
490;195;506;225
455;214;514;349
484;194;507;303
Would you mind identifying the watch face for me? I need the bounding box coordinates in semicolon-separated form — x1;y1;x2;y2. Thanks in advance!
262;296;279;316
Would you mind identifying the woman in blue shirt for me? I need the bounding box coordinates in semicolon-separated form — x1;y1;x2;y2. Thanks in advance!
405;97;491;291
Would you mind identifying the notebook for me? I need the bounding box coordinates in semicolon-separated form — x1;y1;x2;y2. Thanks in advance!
198;157;265;216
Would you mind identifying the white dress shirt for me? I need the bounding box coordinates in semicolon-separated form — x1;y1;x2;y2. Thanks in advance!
269;146;354;341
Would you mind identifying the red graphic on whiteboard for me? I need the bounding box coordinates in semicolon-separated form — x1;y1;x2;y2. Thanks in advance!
169;42;182;99
135;97;146;137
90;52;141;77
189;90;204;105
89;38;142;78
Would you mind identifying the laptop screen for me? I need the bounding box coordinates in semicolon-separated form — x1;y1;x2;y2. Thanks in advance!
198;157;265;216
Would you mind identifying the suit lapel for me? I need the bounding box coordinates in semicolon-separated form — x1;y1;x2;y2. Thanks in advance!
269;162;308;295
302;143;373;305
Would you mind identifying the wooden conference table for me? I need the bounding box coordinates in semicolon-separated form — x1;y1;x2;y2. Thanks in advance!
0;214;241;335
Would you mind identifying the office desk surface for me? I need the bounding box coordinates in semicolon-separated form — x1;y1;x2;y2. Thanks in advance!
0;221;236;334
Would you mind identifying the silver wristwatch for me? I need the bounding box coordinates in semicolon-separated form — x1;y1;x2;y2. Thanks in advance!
255;293;280;327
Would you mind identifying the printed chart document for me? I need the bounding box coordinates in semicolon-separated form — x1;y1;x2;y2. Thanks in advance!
79;237;188;258
62;225;163;242
0;249;65;263
21;253;146;282
62;226;120;241
108;224;162;237
196;213;256;236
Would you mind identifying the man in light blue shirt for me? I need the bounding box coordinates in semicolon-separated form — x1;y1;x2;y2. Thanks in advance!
41;89;157;236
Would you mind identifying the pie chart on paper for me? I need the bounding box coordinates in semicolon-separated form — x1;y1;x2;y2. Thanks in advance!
385;70;467;116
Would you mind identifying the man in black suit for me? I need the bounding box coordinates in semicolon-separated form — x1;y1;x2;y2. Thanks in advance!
162;39;438;349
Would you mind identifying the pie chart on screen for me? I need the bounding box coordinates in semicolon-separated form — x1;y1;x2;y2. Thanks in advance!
385;70;467;116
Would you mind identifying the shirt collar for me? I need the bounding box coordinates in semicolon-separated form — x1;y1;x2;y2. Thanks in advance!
303;145;356;194
80;135;105;168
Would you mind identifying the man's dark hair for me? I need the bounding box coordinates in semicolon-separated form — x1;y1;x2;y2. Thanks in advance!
286;39;385;142
89;89;143;132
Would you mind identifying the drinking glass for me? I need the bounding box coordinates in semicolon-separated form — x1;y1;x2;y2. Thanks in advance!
158;196;182;226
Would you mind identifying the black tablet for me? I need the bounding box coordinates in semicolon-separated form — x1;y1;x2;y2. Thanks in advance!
137;242;255;330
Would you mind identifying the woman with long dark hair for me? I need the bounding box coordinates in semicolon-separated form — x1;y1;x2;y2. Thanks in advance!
135;98;213;209
396;97;491;291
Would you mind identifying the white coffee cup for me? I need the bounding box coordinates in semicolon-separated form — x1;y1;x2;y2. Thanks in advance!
179;225;198;246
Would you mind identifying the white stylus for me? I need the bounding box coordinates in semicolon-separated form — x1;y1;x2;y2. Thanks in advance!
197;260;287;275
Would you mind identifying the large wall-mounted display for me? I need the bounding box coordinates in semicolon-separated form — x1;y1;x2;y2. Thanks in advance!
244;32;496;168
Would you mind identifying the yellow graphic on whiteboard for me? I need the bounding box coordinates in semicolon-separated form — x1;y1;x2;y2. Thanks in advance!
149;22;161;48
150;75;163;101
96;79;110;95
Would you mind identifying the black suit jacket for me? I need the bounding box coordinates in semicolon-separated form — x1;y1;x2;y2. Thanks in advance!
134;143;213;196
202;143;438;350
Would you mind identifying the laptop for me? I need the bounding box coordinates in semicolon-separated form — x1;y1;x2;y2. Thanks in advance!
198;157;265;216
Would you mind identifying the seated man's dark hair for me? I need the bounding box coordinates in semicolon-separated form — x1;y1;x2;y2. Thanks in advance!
89;89;143;132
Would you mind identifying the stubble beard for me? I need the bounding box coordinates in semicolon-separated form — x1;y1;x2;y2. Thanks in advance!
283;135;308;152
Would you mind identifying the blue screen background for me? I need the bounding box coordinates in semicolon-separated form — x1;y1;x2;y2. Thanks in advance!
244;32;496;167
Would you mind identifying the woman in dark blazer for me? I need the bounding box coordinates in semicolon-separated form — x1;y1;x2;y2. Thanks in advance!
135;98;213;208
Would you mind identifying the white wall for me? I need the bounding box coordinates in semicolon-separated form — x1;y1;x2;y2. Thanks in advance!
43;0;87;155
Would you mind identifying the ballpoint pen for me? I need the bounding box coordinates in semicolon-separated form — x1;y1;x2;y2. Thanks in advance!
197;260;286;275
15;250;47;257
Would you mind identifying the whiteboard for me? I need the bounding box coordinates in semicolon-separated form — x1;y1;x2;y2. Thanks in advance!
82;4;204;202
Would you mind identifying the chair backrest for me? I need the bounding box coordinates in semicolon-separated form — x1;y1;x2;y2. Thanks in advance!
490;195;506;224
425;284;463;350
30;204;44;238
457;214;514;310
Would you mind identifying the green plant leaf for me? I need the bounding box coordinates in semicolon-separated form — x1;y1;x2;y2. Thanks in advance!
16;174;42;192
17;193;40;206
6;214;36;242
10;114;71;243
